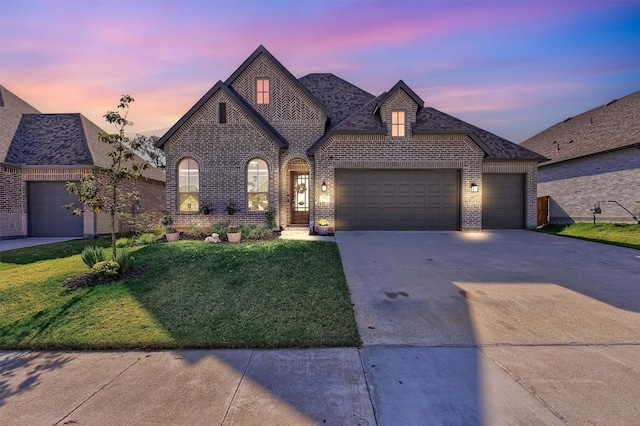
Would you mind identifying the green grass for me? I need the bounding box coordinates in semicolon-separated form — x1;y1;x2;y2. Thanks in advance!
0;239;360;349
537;222;640;249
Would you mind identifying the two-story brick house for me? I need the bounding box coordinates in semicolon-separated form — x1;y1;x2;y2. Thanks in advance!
157;46;545;231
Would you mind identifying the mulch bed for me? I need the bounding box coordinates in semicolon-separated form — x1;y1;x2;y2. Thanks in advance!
63;265;149;289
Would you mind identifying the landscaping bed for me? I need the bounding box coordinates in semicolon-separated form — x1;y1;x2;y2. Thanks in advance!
0;238;360;349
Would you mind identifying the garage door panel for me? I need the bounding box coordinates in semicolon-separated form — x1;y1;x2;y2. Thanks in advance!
482;174;525;229
335;169;460;231
28;182;83;237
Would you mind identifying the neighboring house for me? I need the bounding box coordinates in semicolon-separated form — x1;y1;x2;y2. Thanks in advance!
0;84;166;239
157;45;545;231
521;90;640;224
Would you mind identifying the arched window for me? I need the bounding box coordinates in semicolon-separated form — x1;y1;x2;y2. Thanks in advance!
247;158;269;211
178;158;199;212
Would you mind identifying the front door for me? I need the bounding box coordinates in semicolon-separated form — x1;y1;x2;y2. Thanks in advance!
290;171;310;224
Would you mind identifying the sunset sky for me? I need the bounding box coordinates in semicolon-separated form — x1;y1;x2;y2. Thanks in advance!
1;0;639;143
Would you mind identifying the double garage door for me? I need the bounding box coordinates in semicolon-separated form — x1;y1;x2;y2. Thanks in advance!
334;170;525;231
28;182;83;237
335;169;460;230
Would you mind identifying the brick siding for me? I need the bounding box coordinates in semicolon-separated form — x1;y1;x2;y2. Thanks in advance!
538;147;640;223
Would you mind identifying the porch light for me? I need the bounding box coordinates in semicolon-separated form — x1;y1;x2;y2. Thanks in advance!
470;182;479;193
321;181;327;192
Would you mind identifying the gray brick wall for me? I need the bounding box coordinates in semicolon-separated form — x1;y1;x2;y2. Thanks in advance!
538;147;640;223
164;89;283;229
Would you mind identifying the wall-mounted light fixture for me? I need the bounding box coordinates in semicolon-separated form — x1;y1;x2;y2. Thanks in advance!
321;181;327;192
470;182;479;193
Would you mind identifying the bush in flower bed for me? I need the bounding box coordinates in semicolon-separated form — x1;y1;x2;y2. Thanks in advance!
179;221;276;242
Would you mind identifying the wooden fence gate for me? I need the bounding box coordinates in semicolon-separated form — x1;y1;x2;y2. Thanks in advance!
537;196;550;226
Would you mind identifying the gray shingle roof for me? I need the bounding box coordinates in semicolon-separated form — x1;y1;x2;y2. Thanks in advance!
520;90;640;166
0;84;40;162
156;80;288;150
6;112;165;181
414;108;547;161
298;73;374;127
6;114;93;165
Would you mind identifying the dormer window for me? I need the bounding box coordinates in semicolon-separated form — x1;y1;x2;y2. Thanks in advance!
256;78;270;104
392;111;405;137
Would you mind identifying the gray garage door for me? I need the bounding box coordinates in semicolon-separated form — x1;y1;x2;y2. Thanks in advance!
28;182;83;237
335;169;460;230
482;174;525;229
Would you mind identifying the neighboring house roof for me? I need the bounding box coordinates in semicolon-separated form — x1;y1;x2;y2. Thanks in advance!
156;80;288;149
0;84;40;162
298;73;374;128
373;80;424;113
521;90;640;166
7;114;94;165
225;45;332;120
6;112;165;181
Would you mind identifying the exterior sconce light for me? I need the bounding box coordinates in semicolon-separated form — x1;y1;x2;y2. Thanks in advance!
321;181;327;192
470;182;479;193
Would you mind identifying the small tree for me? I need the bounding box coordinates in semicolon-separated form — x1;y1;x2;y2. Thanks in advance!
134;134;165;170
66;95;149;259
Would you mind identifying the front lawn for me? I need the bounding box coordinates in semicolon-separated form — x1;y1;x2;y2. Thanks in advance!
537;223;640;249
0;239;360;349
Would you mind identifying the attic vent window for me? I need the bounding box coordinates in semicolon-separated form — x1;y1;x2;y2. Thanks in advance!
219;102;227;124
256;78;270;105
391;111;405;137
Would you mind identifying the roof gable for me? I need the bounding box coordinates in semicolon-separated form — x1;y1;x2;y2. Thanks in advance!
224;45;332;120
374;80;424;114
521;90;640;165
0;84;40;162
156;80;288;149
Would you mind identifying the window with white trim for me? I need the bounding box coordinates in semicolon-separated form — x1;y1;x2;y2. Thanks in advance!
256;78;270;105
247;158;269;211
392;111;405;137
178;158;199;212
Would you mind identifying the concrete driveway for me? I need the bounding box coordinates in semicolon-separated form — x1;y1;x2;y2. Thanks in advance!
337;230;640;425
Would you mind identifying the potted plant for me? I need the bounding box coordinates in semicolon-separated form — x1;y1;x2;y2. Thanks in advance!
202;204;213;215
226;200;238;215
161;212;180;241
165;225;180;242
227;224;241;243
317;218;329;236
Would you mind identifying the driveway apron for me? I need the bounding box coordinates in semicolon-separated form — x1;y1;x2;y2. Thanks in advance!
336;230;640;425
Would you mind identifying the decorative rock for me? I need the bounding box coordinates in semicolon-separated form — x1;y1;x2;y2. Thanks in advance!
205;233;220;243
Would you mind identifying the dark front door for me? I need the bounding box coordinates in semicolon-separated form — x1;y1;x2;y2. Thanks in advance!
290;171;310;224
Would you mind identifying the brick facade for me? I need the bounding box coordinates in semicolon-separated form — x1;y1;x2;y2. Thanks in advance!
159;47;541;231
538;147;640;223
0;164;165;239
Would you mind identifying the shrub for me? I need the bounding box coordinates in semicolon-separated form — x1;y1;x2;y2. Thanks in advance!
114;249;135;272
116;237;134;248
136;233;157;245
265;207;277;229
186;225;207;239
209;221;231;237
92;260;120;279
81;246;106;268
242;224;273;241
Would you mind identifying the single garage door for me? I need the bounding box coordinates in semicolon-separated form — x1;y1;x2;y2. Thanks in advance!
335;169;460;230
28;182;83;237
482;174;525;229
